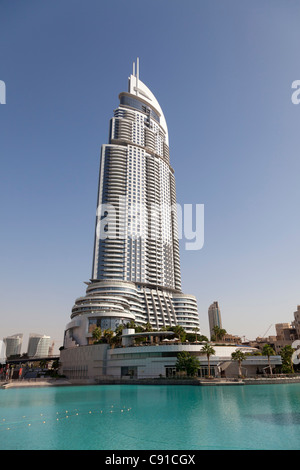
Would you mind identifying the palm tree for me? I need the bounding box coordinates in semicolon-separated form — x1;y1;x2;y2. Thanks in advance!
171;325;186;343
115;324;125;337
193;327;200;343
92;326;102;343
231;350;246;378
102;329;114;345
125;321;144;333
200;343;216;378
212;326;227;342
262;344;275;375
280;345;294;374
219;329;227;341
111;334;122;348
211;325;219;341
144;322;153;332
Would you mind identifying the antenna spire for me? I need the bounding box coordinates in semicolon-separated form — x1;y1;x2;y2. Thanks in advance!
131;58;140;95
136;57;139;95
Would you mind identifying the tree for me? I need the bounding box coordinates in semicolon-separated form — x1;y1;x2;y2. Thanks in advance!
168;325;186;342
193;327;200;343
231;350;246;378
102;329;114;345
252;350;262;356
262;344;275;375
219;329;227;341
144;322;153;332
281;345;294;374
212;326;227;342
111;334;122;347
199;335;209;342
52;359;59;370
200;343;216;378
39;359;48;369
126;321;145;333
175;351;200;377
48;359;60;377
92;326;102;343
135;325;146;333
115;324;125;336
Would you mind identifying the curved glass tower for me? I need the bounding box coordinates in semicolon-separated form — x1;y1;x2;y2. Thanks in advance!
64;60;200;348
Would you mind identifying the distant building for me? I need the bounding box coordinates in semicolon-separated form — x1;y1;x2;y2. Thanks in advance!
293;306;300;339
274;323;297;354
222;333;242;344
0;340;5;363
48;342;55;356
248;316;299;354
3;334;23;358
208;301;222;339
27;334;51;357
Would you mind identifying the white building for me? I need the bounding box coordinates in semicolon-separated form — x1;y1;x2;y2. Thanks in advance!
63;59;200;351
60;329;281;381
3;334;23;359
27;334;51;357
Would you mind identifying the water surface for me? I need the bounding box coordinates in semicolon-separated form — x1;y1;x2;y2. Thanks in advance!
0;384;299;450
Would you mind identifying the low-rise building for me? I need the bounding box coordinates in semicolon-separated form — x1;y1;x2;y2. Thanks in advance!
222;333;242;344
293;306;300;339
274;323;297;354
59;329;282;381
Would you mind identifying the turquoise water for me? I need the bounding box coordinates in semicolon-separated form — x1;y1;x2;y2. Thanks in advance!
0;384;300;450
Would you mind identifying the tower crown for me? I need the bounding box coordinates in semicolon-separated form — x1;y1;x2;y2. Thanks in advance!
127;58;169;145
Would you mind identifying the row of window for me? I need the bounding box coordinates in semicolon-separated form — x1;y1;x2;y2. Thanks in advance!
120;96;160;123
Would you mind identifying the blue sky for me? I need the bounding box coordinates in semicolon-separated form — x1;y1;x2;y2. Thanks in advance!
1;0;300;352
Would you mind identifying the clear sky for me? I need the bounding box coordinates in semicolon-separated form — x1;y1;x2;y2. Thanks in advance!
1;0;300;353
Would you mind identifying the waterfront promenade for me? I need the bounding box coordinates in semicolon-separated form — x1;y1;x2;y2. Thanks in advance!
0;378;73;389
2;375;300;389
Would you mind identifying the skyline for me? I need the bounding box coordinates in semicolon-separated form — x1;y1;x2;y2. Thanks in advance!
1;1;300;353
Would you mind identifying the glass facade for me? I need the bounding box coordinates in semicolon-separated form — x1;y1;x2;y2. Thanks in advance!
120;95;160;123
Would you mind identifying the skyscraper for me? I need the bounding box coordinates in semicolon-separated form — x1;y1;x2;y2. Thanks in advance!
63;60;200;348
208;301;222;339
3;334;23;359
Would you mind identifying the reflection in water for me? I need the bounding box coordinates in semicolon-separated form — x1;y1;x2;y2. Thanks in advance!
245;412;300;426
